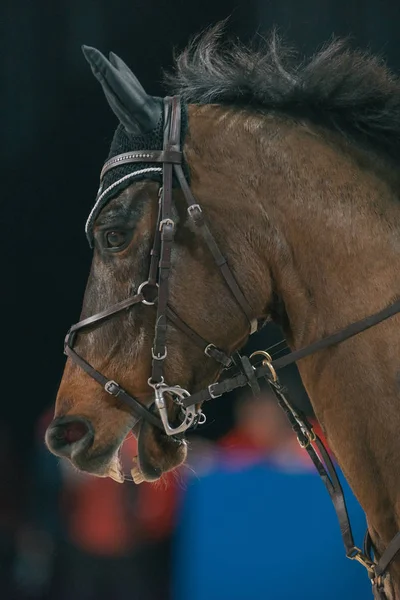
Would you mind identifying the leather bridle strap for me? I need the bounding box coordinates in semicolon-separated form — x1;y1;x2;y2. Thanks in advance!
267;377;356;554
100;150;182;179
174;163;255;331
151;97;180;384
64;343;163;428
271;297;400;370
166;307;232;367
182;297;400;406
365;530;400;579
64;291;163;429
67;292;144;333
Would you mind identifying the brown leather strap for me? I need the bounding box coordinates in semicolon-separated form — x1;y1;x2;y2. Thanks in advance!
100;149;182;179
175;163;254;325
364;529;400;583
166;307;232;367
64;344;162;428
151;97;179;383
267;378;356;555
69;292;144;333
374;531;400;577
182;294;400;404
147;196;162;286
271;298;400;370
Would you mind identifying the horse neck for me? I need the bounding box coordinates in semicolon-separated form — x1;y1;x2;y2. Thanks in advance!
191;106;400;591
260;119;400;590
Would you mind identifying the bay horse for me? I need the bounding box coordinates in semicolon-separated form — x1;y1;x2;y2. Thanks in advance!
45;25;400;598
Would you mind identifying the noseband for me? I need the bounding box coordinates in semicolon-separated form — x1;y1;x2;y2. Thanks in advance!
65;95;400;597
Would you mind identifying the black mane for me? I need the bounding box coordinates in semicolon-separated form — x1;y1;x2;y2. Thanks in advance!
166;24;400;160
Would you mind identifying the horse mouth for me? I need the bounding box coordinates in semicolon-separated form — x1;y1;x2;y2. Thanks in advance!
66;401;188;484
70;443;126;483
95;420;185;485
133;411;188;483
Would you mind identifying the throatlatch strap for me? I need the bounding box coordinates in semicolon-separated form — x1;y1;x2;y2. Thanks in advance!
166;307;232;367
174;163;254;328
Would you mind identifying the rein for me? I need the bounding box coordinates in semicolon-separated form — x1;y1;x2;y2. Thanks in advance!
65;95;400;598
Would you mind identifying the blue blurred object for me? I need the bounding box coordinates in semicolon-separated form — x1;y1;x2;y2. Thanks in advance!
172;461;371;600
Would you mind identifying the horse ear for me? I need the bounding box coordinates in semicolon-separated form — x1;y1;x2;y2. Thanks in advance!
82;45;162;135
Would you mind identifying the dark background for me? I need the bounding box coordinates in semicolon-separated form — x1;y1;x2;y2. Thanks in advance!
2;0;400;453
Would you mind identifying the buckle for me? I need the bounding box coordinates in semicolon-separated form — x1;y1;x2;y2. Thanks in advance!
297;428;316;449
159;218;175;231
204;344;232;367
187;204;204;226
204;343;216;358
104;380;121;396
208;383;222;399
152;347;167;360
187;204;202;216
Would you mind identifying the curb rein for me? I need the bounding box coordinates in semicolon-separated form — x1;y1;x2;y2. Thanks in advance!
64;96;400;597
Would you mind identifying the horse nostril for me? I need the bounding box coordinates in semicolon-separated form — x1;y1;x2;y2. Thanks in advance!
45;416;94;458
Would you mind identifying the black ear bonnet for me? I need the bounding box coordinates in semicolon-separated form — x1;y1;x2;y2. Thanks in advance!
82;46;188;245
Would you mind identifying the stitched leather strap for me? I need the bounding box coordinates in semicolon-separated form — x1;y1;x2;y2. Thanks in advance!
100;150;182;179
166;307;231;367
151;97;180;383
271;298;400;370
64;344;162;428
68;293;144;334
174;163;254;326
365;530;400;578
267;378;356;555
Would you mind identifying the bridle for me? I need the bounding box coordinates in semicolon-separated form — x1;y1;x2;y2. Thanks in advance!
65;95;400;598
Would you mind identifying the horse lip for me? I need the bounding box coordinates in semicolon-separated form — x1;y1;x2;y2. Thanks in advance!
70;443;120;476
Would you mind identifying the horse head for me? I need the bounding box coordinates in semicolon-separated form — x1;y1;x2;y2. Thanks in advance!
45;44;266;483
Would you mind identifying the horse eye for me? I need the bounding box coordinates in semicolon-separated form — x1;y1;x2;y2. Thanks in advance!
105;230;127;249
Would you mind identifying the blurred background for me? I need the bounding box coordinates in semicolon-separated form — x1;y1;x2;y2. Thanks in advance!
2;0;399;598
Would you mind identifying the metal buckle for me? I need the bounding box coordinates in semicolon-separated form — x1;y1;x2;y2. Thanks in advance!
204;344;232;368
159;218;175;231
297;428;317;449
208;383;222;399
137;281;158;306
154;384;199;436
152;347;167;360
104;380;121;396
204;343;216;358
187;203;202;217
